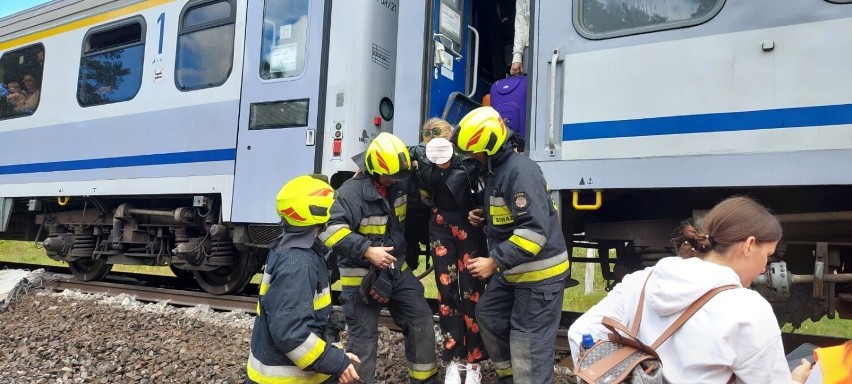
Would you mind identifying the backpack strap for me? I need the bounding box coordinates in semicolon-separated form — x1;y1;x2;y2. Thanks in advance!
630;272;654;335
650;284;737;349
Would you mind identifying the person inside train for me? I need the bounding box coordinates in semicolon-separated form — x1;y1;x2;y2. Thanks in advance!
3;80;26;116
17;74;40;114
568;196;814;383
319;132;438;384
246;175;361;384
409;118;488;384
454;106;570;384
510;0;529;76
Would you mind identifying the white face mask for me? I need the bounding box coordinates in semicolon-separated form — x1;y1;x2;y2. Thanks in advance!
425;138;453;164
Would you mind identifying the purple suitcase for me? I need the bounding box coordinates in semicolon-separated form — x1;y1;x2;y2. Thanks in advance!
490;75;527;138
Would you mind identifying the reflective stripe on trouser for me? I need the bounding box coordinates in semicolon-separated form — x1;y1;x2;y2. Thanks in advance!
502;251;569;284
476;273;565;384
246;350;330;384
340;272;437;383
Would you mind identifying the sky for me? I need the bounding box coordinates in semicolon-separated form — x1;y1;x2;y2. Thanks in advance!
0;0;49;18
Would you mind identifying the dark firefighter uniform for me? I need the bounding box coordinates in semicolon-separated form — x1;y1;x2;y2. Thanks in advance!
475;142;570;383
318;171;438;384
247;229;350;384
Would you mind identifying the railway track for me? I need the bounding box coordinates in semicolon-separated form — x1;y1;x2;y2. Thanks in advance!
5;262;848;354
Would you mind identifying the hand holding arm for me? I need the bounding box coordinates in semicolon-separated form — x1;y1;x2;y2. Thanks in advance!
364;246;396;269
467;257;498;279
468;208;485;227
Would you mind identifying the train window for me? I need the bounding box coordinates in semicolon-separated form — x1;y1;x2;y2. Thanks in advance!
0;44;45;119
176;0;236;90
575;0;725;39
77;18;145;107
260;0;309;80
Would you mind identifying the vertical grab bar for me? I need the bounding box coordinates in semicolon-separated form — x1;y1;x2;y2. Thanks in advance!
466;25;480;98
546;49;562;156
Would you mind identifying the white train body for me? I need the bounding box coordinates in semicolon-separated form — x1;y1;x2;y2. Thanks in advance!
0;0;848;324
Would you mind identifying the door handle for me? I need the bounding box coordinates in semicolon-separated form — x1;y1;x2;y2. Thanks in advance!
466;25;480;98
546;49;563;156
433;33;463;60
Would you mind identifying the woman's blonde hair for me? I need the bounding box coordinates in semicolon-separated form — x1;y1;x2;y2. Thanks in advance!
421;117;453;144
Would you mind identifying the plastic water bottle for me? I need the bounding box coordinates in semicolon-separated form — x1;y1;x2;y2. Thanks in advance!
576;333;595;361
582;333;594;349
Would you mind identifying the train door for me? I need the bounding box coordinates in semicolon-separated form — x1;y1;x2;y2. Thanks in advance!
231;0;327;223
427;0;473;120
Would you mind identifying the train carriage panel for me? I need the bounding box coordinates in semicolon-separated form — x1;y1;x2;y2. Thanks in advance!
0;0;246;221
532;0;852;191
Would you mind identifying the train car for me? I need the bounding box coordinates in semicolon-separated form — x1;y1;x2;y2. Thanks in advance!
0;0;399;294
525;0;852;327
0;0;850;330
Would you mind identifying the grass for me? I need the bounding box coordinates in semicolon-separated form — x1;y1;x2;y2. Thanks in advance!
3;240;851;338
0;239;174;276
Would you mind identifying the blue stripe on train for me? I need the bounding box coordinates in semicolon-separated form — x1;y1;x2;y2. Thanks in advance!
563;103;852;141
0;148;237;175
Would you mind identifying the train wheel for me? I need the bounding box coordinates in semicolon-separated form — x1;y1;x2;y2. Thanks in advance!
192;253;257;295
69;258;112;281
169;264;195;280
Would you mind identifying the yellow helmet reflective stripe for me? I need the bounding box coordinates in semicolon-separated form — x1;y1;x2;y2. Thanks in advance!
364;132;412;177
453;106;508;156
275;175;335;226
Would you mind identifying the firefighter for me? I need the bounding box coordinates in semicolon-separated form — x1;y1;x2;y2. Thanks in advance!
246;175;361;384
452;106;570;384
319;132;438;384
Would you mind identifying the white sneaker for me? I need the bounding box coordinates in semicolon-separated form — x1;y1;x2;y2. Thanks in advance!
464;363;481;384
444;361;462;384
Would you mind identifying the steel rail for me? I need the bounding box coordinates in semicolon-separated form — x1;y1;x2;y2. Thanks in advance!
41;276;257;313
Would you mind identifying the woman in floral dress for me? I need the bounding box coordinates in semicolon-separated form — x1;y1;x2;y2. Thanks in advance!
410;118;488;384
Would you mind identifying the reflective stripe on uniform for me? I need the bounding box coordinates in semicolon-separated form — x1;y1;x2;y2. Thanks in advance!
259;272;273;295
339;267;369;287
493;360;513;378
503;251;570;284
358;215;388;235
313;287;331;310
257;272;275;314
489;196;514;225
509;228;547;256
319;224;352;247
408;361;438;380
285;333;326;369
393;195;408;221
247;351;330;384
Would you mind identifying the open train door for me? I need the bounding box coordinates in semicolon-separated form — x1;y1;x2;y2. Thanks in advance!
232;0;328;224
427;0;475;121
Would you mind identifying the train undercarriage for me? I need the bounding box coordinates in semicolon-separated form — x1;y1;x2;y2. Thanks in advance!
1;185;851;332
1;194;266;295
562;186;852;329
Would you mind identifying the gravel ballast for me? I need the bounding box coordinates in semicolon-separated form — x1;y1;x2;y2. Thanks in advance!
0;284;576;383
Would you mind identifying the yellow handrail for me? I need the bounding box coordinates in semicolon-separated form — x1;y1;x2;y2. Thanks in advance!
57;196;70;206
572;190;602;211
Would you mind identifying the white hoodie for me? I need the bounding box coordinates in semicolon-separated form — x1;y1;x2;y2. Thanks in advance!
568;257;795;383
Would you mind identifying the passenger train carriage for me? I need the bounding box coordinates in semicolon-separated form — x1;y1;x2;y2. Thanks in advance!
0;0;849;328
